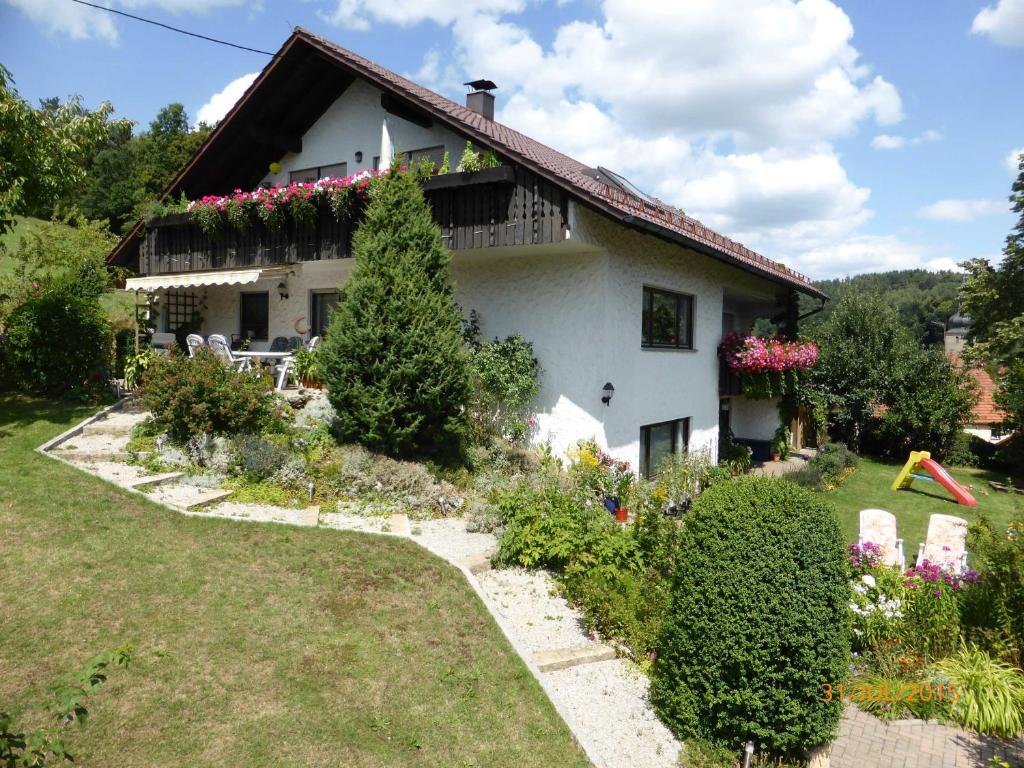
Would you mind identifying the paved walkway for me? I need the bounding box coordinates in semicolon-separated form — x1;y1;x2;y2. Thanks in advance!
750;449;813;478
830;704;1024;768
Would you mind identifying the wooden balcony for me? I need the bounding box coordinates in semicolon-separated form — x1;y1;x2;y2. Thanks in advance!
139;166;569;276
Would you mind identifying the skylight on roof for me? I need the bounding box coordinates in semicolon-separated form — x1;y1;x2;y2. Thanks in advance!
587;166;658;206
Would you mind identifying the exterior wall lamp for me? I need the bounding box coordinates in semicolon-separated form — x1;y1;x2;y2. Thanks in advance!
601;382;615;406
355;151;364;163
277;281;289;301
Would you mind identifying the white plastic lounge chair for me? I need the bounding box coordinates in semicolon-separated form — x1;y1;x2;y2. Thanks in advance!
918;514;969;573
859;509;906;570
185;334;205;358
207;334;251;372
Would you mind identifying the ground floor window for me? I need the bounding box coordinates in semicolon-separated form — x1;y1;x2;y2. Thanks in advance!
162;291;200;333
240;292;269;342
310;290;339;338
640;417;691;478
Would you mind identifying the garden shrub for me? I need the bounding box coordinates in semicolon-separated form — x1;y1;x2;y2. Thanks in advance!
651;477;850;756
3;288;112;395
234;435;290;481
138;348;273;443
963;517;1024;667
493;482;639;572
788;442;858;491
465;328;542;445
319;169;472;463
650;450;727;515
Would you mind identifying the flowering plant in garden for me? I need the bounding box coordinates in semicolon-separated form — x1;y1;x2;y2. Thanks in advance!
718;331;818;374
850;541;884;572
567;438;633;504
718;332;817;399
185;169;383;237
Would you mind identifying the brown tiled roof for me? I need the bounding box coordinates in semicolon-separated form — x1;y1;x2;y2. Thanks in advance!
949;354;1007;425
110;27;825;299
298;29;824;299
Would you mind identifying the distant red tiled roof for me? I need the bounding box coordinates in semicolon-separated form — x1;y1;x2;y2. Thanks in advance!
949;354;1006;425
298;29;824;299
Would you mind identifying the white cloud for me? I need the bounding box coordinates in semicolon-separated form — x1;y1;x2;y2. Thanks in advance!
791;234;957;278
1;0;250;42
378;0;910;277
197;71;259;126
1007;147;1023;175
917;198;1007;222
871;129;942;150
320;0;526;31
972;0;1024;46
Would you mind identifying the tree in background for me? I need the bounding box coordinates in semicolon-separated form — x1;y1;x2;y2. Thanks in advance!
0;66;127;237
961;153;1024;438
874;346;975;458
804;291;907;451
802;269;962;345
319;169;472;463
72;103;212;233
804;290;974;458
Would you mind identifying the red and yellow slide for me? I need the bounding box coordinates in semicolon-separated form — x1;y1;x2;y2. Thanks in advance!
891;450;977;507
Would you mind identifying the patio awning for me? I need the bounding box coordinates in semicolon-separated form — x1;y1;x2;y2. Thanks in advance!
123;265;294;291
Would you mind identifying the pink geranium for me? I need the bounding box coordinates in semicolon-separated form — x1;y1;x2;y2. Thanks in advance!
718;331;818;374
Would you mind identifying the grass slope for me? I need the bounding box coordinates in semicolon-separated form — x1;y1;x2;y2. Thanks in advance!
822;456;1024;555
0;395;588;768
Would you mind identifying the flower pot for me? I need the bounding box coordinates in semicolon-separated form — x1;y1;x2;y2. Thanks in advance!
301;377;321;389
771;452;781;462
614;507;629;523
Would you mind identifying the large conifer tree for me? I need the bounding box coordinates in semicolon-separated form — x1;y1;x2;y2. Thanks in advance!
319;169;471;462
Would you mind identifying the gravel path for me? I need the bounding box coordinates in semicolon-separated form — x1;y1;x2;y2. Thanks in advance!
411;517;496;562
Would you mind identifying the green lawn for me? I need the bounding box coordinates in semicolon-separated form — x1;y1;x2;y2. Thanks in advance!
0;395;588;768
822;455;1024;555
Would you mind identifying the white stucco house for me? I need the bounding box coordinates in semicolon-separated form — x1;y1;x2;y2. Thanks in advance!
110;28;827;476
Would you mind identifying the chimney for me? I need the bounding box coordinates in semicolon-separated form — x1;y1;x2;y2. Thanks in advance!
464;79;497;120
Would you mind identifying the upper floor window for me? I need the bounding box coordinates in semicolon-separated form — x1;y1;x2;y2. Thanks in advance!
289;162;348;184
642;286;694;349
401;145;445;170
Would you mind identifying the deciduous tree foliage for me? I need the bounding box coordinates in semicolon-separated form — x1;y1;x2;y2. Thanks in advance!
0;66;127;236
319;169;472;462
961;153;1024;433
803;291;974;457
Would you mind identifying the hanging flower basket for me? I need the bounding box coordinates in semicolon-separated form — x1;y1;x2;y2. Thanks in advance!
718;332;818;400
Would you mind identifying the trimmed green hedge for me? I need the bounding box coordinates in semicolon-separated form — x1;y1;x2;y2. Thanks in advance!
651;477;850;756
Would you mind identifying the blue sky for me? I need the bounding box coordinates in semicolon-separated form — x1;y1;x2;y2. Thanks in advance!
2;0;1022;280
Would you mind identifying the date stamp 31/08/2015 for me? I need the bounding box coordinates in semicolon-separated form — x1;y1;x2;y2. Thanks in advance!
820;682;958;704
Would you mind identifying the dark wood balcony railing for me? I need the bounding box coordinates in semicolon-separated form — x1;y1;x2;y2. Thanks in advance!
140;165;569;275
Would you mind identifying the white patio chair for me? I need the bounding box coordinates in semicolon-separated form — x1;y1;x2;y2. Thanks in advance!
207;334;251;372
274;335;320;390
859;508;905;570
917;514;969;573
185;334;205;358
